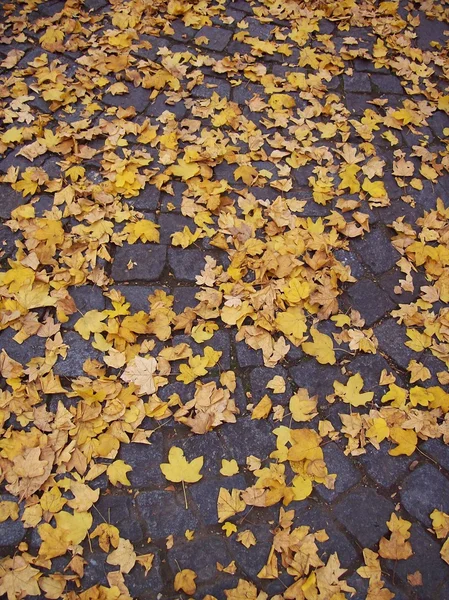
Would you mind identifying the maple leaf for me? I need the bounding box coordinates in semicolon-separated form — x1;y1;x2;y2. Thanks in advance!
333;374;374;407
174;569;197;595
121;356;157;394
220;459;239;477
302;328;336;364
160;447;203;483
106;538;137;574
107;460;132;486
217;488;246;522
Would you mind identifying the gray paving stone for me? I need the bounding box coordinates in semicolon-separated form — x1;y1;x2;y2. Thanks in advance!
379;268;427;305
347;353;397;402
158;213;194;245
112;244;167;282
400;464;449;527
146;94;186;119
66;286;106;328
289;360;342;406
0;495;24;547
93;494;144;544
118;433;165;488
168;247;205;281
181;432;231;477
135;490;198;539
333;487;394;548
219;417;274;463
249;366;292;406
374;318;415;369
293;504;359;567
110;284;159;312
189;475;247;526
128;185;160;211
345;278;396;326
344;73;371;93
195;26;233;51
192;76;231;99
103;84;150;112
53;331;102;377
421;439;449;473
352;227;399;274
168;534;231;582
172;286;198;312
0;184;24;218
0;224;17;260
384;523;449;600
225;524;272;580
346;93;371;114
334;249;366;279
371;73;403;94
316;442;361;502
0;329;46;366
358;443;413;489
125;551;164;597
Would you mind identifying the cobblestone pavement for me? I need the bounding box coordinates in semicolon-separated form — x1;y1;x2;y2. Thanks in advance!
1;0;449;599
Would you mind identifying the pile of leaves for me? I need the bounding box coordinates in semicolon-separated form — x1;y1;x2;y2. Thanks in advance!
0;0;449;598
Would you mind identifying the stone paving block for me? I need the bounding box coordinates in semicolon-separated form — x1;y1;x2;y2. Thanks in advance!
0;184;24;218
345;278;396;326
103;83;150;112
196;575;241;599
379;268;427;305
135;490;198;539
346;353;397;402
421;439;449;473
374;318;415;370
112;243;167;282
225;523;272;580
94;494;144;544
290;360;343;405
191;76;231;99
0;328;47;366
343;73;371;93
334;249;366;279
400;463;449;527
0;224;17;260
219;417;274;463
189;474;247;526
195;26;233;51
293;503;359;567
118;432;165;488
146;93;186;119
128;185;160;211
181;431;231;477
172;285;198;312
111;284;160;312
316;442;362;502
384;523;449;600
352;227;399;274
249;366;292;405
158;213;194;245
370;73;403;94
168;247;205;281
125;552;164;598
66;285;106;328
333;487;394;548
53;331;102;377
358;443;413;489
0;495;24;548
345;93;371;114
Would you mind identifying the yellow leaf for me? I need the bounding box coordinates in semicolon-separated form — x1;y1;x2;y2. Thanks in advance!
362;178;387;198
366;418;389;444
90;523;120;552
191;321;219;343
121;356;157;394
234;164;258;185
291;475;313;501
266;375;286;394
160;447;203;483
237;530;257;548
123;220;160;244
431;509;449;539
106;538;136;574
170;159;200;180
220;459;239;477
222;521;237;536
107;460;132;486
275;306;307;342
287;429;323;462
333;374;374;407
388;427;417;456
74;310;107;340
174;569;197;595
217;488;246;522
289;389;318;422
251;395;272;420
268;93;295;110
0;501;19;523
302;328;336;365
